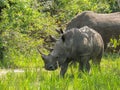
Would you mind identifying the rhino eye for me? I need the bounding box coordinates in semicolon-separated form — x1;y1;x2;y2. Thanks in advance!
56;56;59;59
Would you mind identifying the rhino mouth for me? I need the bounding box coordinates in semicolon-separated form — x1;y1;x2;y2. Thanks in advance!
45;65;58;71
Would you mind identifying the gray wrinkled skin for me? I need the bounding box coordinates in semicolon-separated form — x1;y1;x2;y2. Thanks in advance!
41;26;104;77
66;11;120;49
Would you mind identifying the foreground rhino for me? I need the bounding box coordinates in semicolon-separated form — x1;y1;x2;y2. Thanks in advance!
66;11;120;49
39;26;104;77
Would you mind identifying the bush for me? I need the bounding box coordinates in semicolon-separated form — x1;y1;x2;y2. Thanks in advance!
0;0;119;67
0;0;57;67
107;37;120;53
40;0;113;27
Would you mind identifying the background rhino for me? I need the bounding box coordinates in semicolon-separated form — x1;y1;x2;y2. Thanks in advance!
39;26;104;77
66;11;120;50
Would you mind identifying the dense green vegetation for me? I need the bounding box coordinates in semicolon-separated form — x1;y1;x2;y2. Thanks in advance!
0;0;120;89
0;54;120;90
0;0;119;67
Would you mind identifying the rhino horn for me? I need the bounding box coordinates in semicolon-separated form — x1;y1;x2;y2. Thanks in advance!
41;54;47;62
37;47;47;61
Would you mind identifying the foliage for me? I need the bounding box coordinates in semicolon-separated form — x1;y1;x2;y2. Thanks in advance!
0;0;57;66
40;0;113;27
106;36;120;53
0;0;119;66
110;37;120;49
106;0;120;12
0;54;120;90
0;0;119;89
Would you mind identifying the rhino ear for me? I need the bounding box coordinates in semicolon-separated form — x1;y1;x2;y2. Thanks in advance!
56;28;64;34
60;28;64;34
61;34;65;42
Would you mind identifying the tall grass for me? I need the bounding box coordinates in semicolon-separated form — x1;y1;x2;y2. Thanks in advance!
0;53;120;90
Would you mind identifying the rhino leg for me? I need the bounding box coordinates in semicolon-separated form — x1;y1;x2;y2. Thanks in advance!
60;62;69;77
92;57;101;71
79;56;90;72
92;50;103;70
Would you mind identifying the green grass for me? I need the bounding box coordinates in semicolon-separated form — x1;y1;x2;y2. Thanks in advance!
0;53;120;90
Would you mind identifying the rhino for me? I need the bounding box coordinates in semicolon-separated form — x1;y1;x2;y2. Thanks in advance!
39;26;104;77
66;11;120;50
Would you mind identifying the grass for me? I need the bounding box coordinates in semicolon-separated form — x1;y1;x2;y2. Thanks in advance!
0;53;120;90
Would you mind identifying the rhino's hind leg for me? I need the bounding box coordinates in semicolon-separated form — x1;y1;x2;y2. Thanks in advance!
92;58;101;71
92;51;103;71
79;56;90;73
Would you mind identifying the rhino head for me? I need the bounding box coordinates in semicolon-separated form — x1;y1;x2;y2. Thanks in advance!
38;34;68;71
41;54;59;70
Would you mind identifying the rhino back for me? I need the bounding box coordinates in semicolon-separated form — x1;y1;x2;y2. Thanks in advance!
66;11;120;31
66;11;120;49
64;26;104;59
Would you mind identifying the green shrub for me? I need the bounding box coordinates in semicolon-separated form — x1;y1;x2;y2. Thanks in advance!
107;37;120;53
0;0;57;67
0;0;119;67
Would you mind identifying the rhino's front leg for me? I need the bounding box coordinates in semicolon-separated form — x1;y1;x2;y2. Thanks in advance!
79;56;90;72
60;62;68;77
